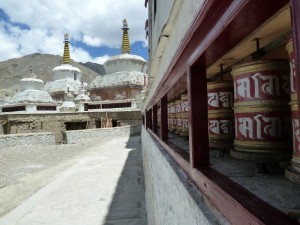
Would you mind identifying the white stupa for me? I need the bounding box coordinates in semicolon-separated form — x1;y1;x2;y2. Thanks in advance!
59;87;77;112
45;33;87;102
88;19;148;105
0;67;57;113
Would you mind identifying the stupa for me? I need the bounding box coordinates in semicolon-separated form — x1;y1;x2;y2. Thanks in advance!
88;19;148;108
0;67;56;113
45;33;87;102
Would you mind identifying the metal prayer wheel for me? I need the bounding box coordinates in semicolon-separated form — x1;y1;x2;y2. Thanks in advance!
158;107;161;128
168;102;172;131
286;36;296;93
170;100;177;132
231;60;292;161
285;37;300;183
180;93;189;137
290;95;300;173
175;99;182;134
207;81;234;149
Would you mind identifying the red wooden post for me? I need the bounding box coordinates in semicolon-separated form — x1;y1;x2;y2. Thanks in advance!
291;0;300;110
153;104;158;133
160;94;168;141
188;65;209;167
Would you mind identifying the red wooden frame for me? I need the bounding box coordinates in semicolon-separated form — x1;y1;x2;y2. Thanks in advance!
145;0;298;224
188;65;209;167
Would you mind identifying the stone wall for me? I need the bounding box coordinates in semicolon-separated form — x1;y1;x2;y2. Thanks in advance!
141;128;226;225
65;125;141;144
0;111;142;144
0;132;55;148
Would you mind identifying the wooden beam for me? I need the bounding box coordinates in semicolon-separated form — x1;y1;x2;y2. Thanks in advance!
188;64;209;167
290;0;300;110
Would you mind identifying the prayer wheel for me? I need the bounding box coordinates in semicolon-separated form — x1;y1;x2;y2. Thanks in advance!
175;99;182;134
170;100;177;132
168;102;172;131
290;95;300;173
158;107;161;128
231;60;292;161
285;37;300;183
207;81;234;148
180;93;189;137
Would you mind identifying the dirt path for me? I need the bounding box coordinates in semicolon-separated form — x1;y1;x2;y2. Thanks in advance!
0;139;106;216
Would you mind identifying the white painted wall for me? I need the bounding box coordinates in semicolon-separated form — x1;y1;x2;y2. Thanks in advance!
141;128;227;225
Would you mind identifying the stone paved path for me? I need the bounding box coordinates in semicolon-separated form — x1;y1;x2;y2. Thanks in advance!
0;136;146;225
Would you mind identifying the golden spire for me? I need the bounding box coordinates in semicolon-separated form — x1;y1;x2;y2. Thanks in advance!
121;19;130;54
63;33;70;64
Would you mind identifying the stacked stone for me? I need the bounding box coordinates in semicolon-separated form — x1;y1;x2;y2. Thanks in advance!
231;60;291;161
285;36;300;183
207;82;234;149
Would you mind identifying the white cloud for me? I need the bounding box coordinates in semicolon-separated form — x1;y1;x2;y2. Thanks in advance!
0;0;148;63
83;35;102;47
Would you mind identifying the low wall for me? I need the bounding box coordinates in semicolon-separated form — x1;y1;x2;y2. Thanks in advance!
65;125;141;144
0;132;55;148
141;127;226;225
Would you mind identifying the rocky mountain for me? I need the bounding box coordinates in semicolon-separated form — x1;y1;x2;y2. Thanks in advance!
80;62;106;75
0;53;103;98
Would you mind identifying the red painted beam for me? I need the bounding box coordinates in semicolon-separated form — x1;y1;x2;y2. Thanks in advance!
188;65;209;167
290;0;300;110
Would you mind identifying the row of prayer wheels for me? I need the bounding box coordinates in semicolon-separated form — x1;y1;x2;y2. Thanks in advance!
208;60;292;161
165;93;189;137
155;36;299;182
207;36;299;182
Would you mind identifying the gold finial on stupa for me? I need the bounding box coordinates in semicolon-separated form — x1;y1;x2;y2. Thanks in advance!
121;19;130;54
62;33;70;64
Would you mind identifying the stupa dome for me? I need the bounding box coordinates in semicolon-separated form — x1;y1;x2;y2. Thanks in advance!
104;53;147;74
12;71;54;103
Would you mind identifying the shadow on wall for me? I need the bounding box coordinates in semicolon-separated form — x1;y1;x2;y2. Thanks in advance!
103;135;147;225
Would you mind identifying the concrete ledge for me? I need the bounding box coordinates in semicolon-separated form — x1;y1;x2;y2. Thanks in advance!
65;125;141;144
0;132;55;148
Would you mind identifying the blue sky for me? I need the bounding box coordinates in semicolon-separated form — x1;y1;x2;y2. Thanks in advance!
0;1;148;64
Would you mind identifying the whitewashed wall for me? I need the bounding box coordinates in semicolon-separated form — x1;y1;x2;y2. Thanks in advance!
141;128;227;225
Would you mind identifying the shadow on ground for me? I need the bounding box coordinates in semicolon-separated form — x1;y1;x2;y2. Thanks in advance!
103;133;147;225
